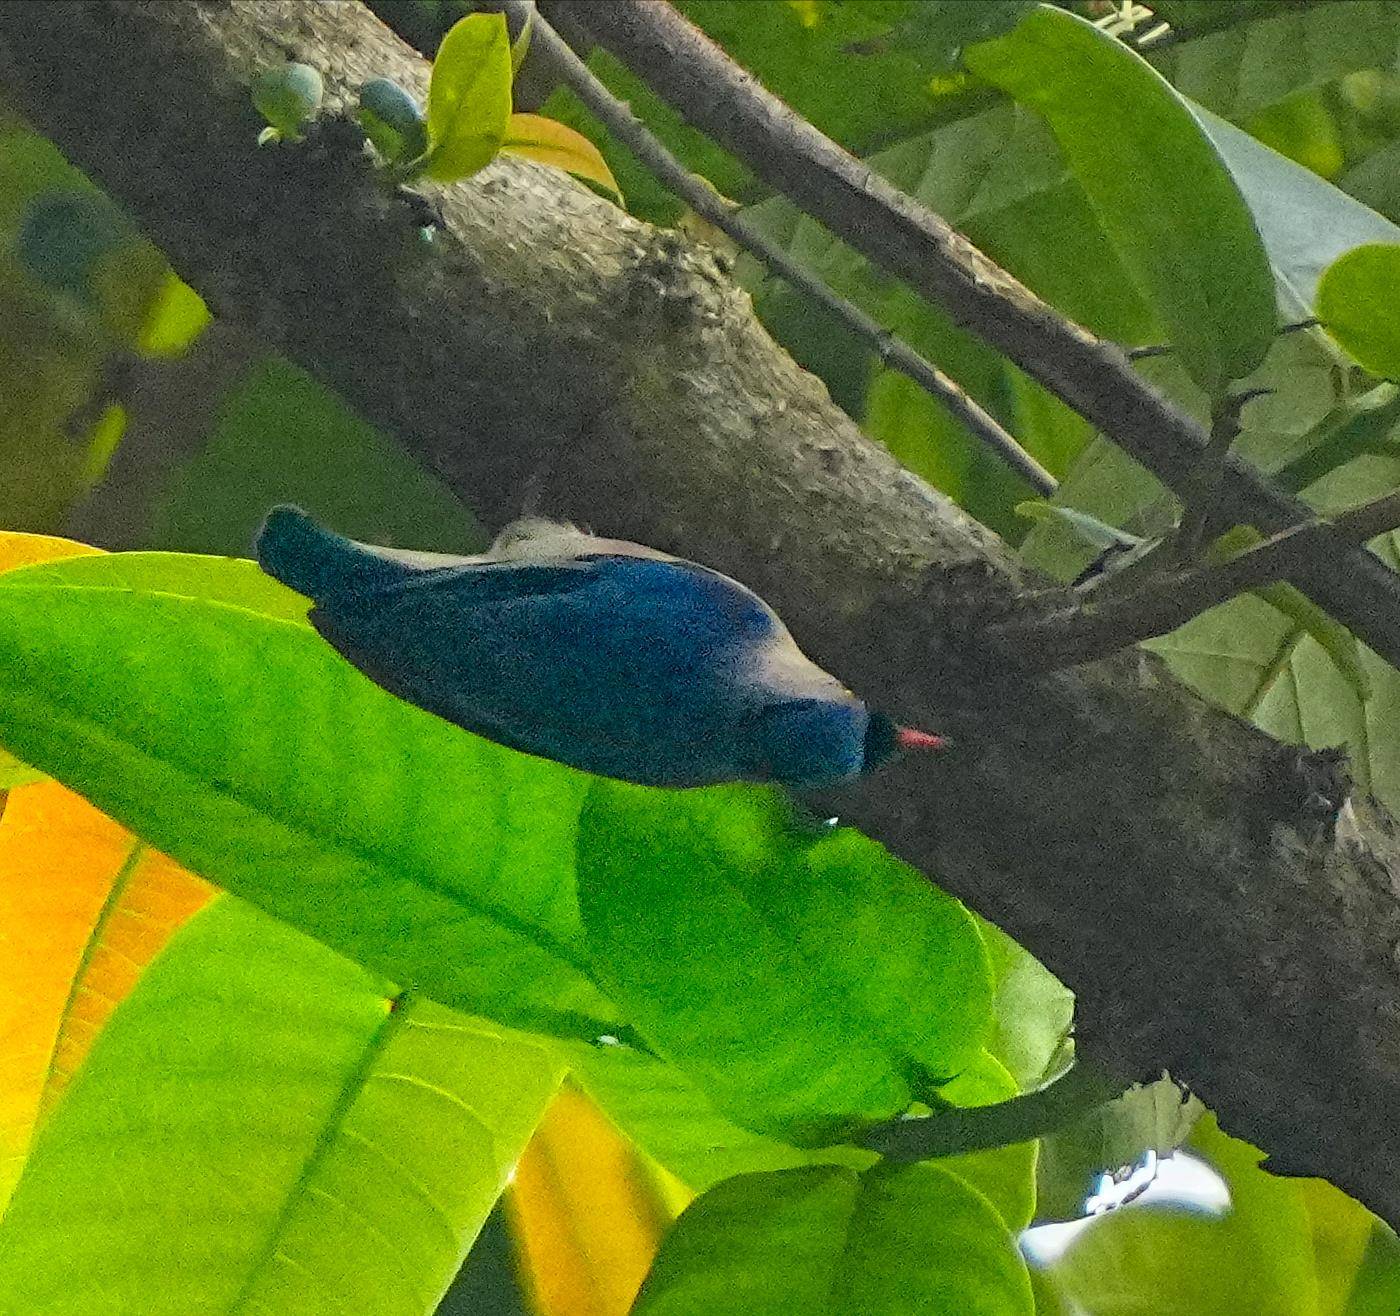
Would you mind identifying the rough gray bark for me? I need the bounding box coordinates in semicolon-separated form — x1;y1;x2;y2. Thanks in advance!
3;1;1399;1223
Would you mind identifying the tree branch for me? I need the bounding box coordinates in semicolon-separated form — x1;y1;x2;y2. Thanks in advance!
4;0;1400;1225
995;490;1400;670
502;0;1056;496
555;0;1400;672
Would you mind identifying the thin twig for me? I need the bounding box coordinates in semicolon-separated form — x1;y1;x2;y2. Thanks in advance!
993;490;1400;671
554;0;1400;673
507;0;1057;496
862;1059;1124;1162
1174;387;1272;561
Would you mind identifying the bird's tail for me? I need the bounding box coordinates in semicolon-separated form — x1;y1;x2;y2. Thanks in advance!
255;505;409;603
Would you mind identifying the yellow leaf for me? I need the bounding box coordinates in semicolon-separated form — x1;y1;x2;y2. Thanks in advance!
0;528;100;574
0;782;210;1214
502;113;621;200
508;1084;675;1315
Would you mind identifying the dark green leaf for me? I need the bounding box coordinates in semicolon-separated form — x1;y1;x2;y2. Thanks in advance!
1154;2;1400;123
965;6;1276;393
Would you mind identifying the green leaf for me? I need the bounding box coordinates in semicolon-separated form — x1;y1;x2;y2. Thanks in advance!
0;548;308;617
568;1042;1037;1233
1036;1076;1203;1223
1052;1114;1341;1316
1014;502;1141;554
1317;243;1400;378
1200;524;1371;702
540;1;1021;225
965;6;1276;394
978;919;1075;1091
576;782;992;1144
0;558;619;1040
510;8;533;76
0;896;562;1312
1345;1223;1400;1316
568;1042;876;1193
150;356;482;558
1154;2;1400;123
0;746;42;788
632;1163;1033;1315
1051;1208;1314;1316
932;1050;1040;1234
423;11;513;182
1196;108;1400;320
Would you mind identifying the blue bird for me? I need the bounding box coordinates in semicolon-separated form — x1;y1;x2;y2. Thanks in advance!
255;506;945;790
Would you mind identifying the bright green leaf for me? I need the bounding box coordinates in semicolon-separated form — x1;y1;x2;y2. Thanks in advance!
965;6;1276;394
0;560;618;1040
933;1050;1040;1234
0;896;562;1312
0;548;308;618
576;782;992;1144
1051;1209;1313;1316
424;12;513;182
0;748;41;789
1344;1222;1400;1316
632;1164;1033;1316
1317;243;1400;378
568;1041;876;1193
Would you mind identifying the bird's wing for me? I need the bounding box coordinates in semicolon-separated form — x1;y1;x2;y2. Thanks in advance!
308;553;782;776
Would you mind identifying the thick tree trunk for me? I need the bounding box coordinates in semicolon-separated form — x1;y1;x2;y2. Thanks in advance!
3;0;1399;1222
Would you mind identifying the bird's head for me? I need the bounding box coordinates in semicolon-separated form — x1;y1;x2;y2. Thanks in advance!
753;700;947;791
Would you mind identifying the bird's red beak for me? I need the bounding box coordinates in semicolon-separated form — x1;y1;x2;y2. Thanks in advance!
895;726;949;752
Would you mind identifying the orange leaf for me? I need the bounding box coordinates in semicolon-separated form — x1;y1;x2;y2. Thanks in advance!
507;1084;674;1316
0;782;210;1212
501;113;621;199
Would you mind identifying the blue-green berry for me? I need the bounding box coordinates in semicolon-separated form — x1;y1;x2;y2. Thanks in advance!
252;62;324;142
358;77;429;166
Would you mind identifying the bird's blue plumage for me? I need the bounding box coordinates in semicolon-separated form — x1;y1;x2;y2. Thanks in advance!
255;506;882;789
